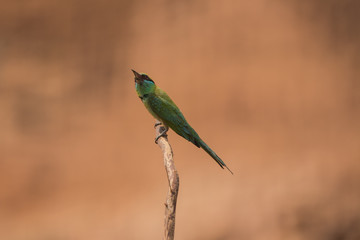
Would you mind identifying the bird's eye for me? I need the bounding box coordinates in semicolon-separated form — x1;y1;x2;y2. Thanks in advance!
141;74;154;83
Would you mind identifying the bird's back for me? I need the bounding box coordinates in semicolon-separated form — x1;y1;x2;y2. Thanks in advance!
146;88;201;147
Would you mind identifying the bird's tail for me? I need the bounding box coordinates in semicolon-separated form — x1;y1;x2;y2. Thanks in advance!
198;139;233;174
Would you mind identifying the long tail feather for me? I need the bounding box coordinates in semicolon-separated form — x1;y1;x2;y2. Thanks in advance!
198;139;233;174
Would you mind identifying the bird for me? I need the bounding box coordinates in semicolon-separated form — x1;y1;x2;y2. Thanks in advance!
132;69;233;174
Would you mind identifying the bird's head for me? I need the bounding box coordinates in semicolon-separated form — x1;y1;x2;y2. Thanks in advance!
132;69;154;85
132;69;156;94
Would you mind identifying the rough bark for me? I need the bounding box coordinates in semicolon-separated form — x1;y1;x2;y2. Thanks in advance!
155;120;179;240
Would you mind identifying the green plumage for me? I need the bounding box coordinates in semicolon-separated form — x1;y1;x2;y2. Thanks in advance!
132;70;232;174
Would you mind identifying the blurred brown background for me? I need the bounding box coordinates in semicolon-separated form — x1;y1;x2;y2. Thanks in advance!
1;0;360;239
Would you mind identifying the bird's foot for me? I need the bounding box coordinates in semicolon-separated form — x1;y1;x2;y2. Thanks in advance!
154;122;162;128
155;126;169;144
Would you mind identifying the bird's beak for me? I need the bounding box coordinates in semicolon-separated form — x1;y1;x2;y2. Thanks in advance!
131;69;141;80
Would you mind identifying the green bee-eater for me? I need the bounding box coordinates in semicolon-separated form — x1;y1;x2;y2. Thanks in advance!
132;69;232;174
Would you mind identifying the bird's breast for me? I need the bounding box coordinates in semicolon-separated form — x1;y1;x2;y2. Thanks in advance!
143;96;162;122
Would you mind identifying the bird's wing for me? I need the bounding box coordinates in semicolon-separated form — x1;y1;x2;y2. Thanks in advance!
148;89;201;147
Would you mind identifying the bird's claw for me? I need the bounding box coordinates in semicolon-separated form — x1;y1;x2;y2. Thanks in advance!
154;122;162;128
155;132;167;144
154;126;169;144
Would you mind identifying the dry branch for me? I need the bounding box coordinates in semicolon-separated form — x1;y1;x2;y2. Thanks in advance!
155;120;179;240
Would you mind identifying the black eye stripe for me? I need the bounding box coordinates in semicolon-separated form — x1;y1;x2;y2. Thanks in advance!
142;75;154;83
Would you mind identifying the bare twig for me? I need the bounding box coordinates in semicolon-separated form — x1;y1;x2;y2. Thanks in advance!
155;120;179;240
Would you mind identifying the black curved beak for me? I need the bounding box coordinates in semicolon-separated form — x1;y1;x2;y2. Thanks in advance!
131;69;141;79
